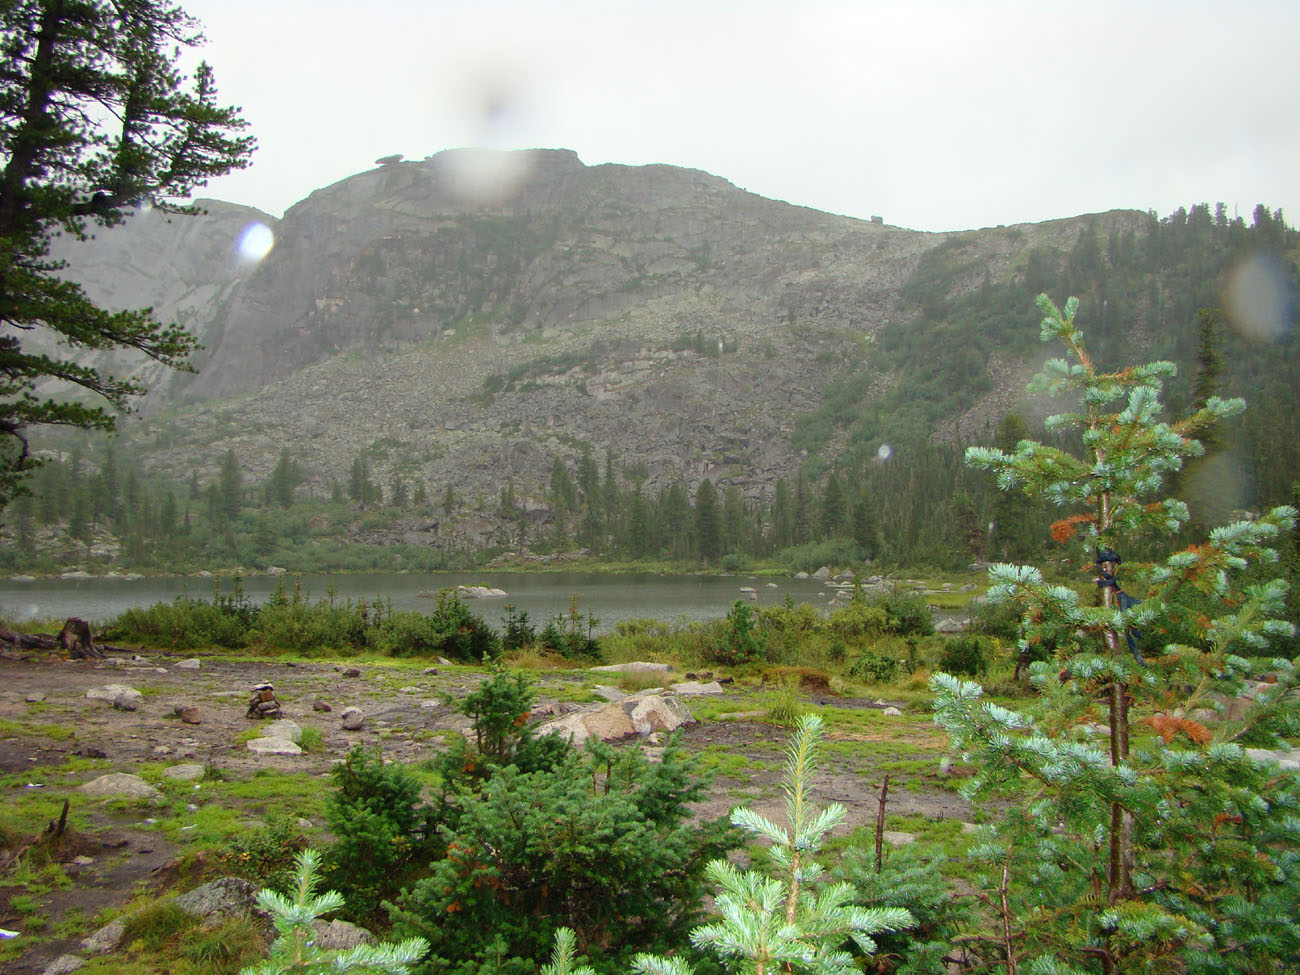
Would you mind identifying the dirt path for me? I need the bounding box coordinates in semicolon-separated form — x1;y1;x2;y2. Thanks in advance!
0;648;970;973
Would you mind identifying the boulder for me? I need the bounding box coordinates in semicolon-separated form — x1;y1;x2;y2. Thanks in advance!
670;681;725;696
537;694;694;745
811;566;832;581
81;918;126;954
591;685;627;701
86;684;142;709
588;661;673;674
247;737;302;755
312;919;374;950
42;955;85;975
340;706;365;730
173;876;262;921
313;700;332;712
174;704;201;724
881;830;916;846
80;773;162;802
162;763;206;782
263;719;303;743
175;658;201;670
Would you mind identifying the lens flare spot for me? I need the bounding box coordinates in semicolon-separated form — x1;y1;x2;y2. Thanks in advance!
237;222;275;262
1223;251;1294;342
439;147;530;205
876;443;893;462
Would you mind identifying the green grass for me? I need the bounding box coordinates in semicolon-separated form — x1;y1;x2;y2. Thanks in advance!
298;726;325;752
689;746;776;780
0;717;77;740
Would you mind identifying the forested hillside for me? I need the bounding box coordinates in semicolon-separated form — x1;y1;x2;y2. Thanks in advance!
3;202;1297;583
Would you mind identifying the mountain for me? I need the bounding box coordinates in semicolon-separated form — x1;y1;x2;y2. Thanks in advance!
44;150;1298;548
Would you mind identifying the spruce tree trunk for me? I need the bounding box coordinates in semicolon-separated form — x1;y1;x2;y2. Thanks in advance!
1096;426;1134;908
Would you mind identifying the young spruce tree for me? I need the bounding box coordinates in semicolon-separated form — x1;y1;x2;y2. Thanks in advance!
935;295;1300;973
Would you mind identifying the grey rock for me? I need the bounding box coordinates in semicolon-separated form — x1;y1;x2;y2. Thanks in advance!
42;954;85;975
175;658;201;670
538;694;694;745
81;918;126;954
263;719;303;743
162;763;205;782
881;706;904;717
670;681;725;696
312;919;374;950
247;737;302;755
341;706;365;730
881;830;916;846
25;692;46;702
313;700;332;712
811;566;832;581
86;684;142;709
173;876;262;920
588;661;673;674
80;773;162;802
591;685;627;701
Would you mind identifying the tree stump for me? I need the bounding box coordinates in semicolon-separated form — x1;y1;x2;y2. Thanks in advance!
58;618;103;659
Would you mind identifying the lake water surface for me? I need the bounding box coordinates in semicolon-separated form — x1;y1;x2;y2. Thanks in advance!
0;571;845;633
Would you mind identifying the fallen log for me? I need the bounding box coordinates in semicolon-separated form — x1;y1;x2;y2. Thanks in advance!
0;622;57;650
0;618;111;658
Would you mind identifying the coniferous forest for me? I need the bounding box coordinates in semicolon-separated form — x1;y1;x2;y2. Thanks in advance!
4;204;1297;601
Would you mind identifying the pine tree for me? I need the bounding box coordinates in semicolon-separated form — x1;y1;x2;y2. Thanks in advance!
941;294;1300;973
218;448;242;521
633;715;912;975
695;478;721;564
240;848;428;975
0;0;254;504
819;473;845;540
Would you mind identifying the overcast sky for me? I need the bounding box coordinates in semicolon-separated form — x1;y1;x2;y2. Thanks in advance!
179;0;1300;234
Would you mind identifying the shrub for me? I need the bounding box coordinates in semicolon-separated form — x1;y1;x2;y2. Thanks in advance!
537;601;603;661
500;605;535;652
827;600;890;639
109;597;253;650
719;552;749;572
966;596;1022;640
219;811;308;893
849;651;904;685
776;538;864;574
937;634;988;676
877;589;934;637
437;666;570;787
375;593;500;661
392;742;738;975
709;599;766;665
836;843;972;974
242;848;428;975
324;746;434;924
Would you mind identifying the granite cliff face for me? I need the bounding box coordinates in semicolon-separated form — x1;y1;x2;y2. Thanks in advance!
49;148;1133;515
